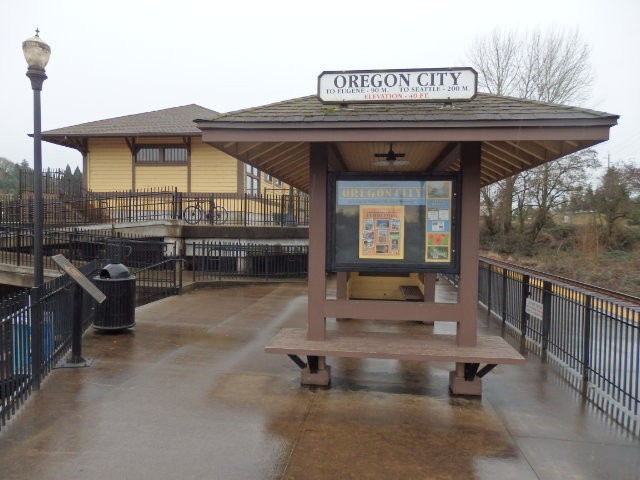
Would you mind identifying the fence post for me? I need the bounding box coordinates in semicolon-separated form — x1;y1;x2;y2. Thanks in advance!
177;259;183;295
501;267;508;325
69;283;86;364
16;228;21;267
243;194;248;226
486;264;492;320
541;280;552;354
176;190;182;220
582;294;592;381
30;286;42;390
520;274;530;338
191;242;196;283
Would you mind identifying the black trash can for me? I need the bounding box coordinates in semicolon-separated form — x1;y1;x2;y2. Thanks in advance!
93;264;136;330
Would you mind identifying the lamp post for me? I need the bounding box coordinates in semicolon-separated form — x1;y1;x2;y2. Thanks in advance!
23;29;50;287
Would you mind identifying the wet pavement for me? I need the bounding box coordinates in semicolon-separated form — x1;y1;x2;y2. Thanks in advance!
0;282;638;479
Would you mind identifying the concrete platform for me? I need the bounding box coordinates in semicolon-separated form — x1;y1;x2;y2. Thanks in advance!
0;282;638;479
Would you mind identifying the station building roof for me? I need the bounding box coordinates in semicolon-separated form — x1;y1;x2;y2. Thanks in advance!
42;104;219;152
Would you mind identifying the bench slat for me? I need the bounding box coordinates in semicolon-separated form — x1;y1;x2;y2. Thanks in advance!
265;328;525;365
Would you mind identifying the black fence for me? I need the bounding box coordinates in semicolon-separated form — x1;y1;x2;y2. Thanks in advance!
0;229;182;430
0;190;310;228
0;261;98;430
189;242;308;281
20;168;84;198
0;226;176;272
477;257;640;436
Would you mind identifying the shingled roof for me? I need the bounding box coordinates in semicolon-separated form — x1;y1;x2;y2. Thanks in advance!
196;93;618;191
43;104;219;138
196;93;616;126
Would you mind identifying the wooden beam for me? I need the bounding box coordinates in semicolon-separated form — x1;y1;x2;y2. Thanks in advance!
427;142;460;172
324;299;463;322
202;125;613;144
505;140;547;162
480;152;515;177
483;142;534;168
260;145;309;171
328;143;347;172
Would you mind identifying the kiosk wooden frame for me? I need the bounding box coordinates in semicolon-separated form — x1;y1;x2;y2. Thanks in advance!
196;83;618;395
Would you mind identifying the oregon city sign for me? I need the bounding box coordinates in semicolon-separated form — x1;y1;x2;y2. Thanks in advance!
317;67;477;103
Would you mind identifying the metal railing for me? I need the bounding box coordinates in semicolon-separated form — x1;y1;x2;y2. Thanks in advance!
20;167;84;198
0;190;310;228
133;258;182;307
478;257;640;435
0;261;98;430
0;251;183;430
0;226;176;271
189;242;308;281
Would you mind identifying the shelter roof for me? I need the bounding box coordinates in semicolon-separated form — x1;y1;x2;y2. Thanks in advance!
196;94;618;191
42;104;219;151
200;93;614;125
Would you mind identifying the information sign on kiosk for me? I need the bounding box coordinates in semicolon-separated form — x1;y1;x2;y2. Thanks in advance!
327;173;461;274
318;67;477;103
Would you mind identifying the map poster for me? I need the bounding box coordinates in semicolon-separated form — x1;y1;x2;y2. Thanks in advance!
425;181;452;262
359;205;404;259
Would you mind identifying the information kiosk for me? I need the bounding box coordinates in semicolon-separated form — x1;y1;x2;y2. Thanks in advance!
196;67;618;395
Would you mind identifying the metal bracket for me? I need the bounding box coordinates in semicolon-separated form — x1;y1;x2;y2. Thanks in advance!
476;364;497;378
307;355;319;374
464;363;480;381
464;362;498;380
287;354;307;370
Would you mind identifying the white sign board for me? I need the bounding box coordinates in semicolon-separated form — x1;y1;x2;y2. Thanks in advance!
318;68;477;104
525;297;544;320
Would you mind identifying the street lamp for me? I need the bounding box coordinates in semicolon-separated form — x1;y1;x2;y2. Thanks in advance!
23;29;50;287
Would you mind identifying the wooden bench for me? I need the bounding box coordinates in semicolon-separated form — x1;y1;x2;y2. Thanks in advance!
266;328;525;365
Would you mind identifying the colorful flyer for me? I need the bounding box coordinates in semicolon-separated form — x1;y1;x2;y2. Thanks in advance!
425;181;452;262
359;205;404;259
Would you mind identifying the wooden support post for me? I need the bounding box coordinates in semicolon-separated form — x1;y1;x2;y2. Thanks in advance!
336;271;348;321
422;273;436;325
450;361;482;395
304;143;330;386
423;274;436;302
450;142;482;395
307;143;328;341
456;142;481;347
336;272;348;301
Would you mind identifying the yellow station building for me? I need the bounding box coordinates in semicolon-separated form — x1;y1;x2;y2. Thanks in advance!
41;104;290;196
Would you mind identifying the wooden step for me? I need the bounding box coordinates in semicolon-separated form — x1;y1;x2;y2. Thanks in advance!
265;328;525;365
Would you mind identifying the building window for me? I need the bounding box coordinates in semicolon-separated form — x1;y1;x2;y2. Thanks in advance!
265;174;273;183
245;164;260;195
136;146;188;163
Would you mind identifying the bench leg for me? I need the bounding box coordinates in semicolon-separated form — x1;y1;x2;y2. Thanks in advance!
301;355;331;386
449;362;482;396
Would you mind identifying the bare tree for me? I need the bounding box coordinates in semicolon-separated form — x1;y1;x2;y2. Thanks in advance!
467;28;521;97
467;27;595;251
525;149;599;243
518;29;593;104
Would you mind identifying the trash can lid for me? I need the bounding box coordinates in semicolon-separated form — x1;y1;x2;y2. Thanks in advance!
99;263;131;279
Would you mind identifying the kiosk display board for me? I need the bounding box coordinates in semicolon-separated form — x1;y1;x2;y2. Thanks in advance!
328;173;460;273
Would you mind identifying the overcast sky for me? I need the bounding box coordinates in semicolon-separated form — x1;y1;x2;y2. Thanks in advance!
1;0;639;173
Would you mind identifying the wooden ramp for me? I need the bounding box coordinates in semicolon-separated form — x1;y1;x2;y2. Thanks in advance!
266;328;525;365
